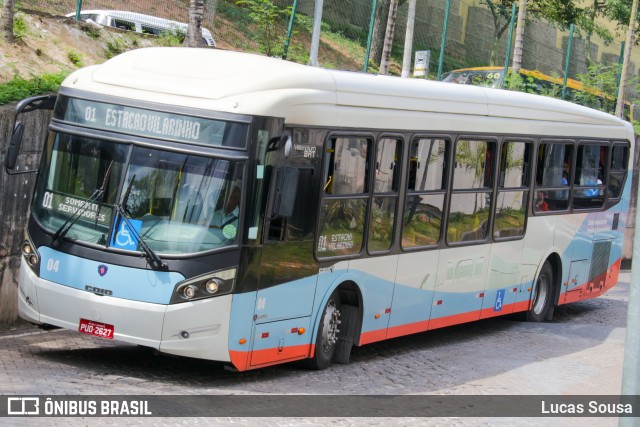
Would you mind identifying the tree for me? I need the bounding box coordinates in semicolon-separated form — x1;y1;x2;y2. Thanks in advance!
578;1;611;65
483;1;514;66
512;0;527;73
237;0;291;57
186;0;206;48
607;0;640;39
1;0;15;44
370;0;407;69
379;0;399;74
616;0;639;118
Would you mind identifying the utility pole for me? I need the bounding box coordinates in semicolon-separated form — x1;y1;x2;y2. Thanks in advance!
309;0;324;67
401;0;417;78
619;2;640;425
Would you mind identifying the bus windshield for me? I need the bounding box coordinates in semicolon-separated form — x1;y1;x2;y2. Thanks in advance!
33;132;244;255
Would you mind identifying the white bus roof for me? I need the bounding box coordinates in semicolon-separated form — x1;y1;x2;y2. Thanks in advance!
62;47;633;140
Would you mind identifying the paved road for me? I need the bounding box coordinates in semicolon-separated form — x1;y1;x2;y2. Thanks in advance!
0;272;633;426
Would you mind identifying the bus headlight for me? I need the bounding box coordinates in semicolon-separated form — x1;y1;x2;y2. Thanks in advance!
171;268;236;304
21;235;40;270
205;279;220;294
183;285;198;299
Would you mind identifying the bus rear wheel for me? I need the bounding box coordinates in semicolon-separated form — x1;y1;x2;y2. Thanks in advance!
307;291;341;370
527;262;554;322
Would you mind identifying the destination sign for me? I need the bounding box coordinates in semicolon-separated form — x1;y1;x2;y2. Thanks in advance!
41;190;113;227
60;98;245;148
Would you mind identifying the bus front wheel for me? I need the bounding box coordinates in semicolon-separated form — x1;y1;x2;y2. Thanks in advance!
527;262;554;322
307;291;341;370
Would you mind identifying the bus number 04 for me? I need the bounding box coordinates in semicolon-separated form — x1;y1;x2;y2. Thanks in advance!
46;259;60;272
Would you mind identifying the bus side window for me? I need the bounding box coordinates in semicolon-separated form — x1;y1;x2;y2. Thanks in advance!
317;137;370;258
112;19;135;31
534;142;572;213
268;168;317;242
447;139;494;243
402;138;449;249
608;144;629;199
494;141;530;239
369;137;402;253
573;143;607;210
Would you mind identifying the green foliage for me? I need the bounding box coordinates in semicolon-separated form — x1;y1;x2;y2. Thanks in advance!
158;28;186;46
0;71;70;105
285;43;309;65
504;71;539;94
236;0;291;57
67;50;84;67
105;37;134;59
217;0;253;27
13;12;28;42
80;23;102;40
293;14;313;34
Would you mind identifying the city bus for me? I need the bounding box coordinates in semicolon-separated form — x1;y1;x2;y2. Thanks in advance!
441;66;634;122
5;47;632;371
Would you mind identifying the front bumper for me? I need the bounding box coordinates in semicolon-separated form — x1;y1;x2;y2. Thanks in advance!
17;260;232;362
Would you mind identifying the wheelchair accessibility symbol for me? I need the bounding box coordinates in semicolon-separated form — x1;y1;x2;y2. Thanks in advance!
494;289;505;312
110;218;141;251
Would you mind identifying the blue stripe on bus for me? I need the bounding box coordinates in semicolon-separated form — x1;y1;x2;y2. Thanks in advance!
38;246;185;304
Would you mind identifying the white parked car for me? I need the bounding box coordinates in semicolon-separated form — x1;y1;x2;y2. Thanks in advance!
67;10;216;47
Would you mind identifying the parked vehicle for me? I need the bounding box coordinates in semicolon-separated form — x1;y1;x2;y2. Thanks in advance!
67;10;216;47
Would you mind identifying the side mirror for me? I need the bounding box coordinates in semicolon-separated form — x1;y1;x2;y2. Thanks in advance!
4;94;56;175
270;167;299;219
4;121;24;171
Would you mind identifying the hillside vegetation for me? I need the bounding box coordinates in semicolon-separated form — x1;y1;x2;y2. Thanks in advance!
0;5;384;105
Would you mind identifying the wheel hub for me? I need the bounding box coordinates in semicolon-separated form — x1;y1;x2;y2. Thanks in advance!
321;300;341;353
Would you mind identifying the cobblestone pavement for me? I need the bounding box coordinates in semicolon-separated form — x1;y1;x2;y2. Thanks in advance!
0;272;633;427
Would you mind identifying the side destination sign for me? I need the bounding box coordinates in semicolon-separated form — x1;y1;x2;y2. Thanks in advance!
60;98;244;147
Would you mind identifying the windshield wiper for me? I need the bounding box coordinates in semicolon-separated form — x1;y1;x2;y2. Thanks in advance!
113;204;167;270
113;175;167;271
51;161;115;247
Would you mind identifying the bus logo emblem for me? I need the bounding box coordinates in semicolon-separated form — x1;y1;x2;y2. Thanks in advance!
98;265;108;276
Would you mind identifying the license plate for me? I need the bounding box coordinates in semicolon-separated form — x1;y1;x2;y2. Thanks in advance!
78;319;114;339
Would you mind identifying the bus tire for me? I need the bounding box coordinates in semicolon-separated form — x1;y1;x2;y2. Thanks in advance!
527;262;554;322
307;291;341;370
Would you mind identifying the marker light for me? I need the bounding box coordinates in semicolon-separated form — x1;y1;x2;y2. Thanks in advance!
297;328;306;335
28;255;39;266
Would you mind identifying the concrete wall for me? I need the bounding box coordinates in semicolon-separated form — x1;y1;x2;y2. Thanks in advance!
0;102;51;326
